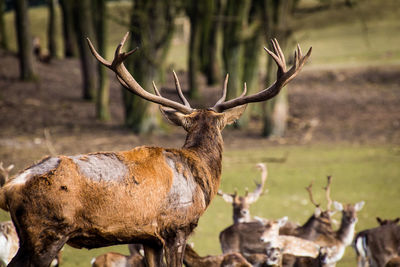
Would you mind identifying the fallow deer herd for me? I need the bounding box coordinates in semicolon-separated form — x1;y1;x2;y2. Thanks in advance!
0;32;397;267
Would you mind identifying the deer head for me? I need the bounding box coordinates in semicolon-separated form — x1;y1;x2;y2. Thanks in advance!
87;33;311;138
376;217;400;226
218;163;268;224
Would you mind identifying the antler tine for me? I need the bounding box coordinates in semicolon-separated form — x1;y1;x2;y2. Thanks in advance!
305;181;320;208
324;175;333;211
172;70;191;107
152;81;161;96
87;33;194;114
213;40;311;112
215;74;229;106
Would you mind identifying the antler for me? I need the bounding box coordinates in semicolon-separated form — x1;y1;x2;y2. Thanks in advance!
305;181;320;208
324;175;333;211
213;39;311;112
217;188;238;203
87;32;193;114
247;163;268;203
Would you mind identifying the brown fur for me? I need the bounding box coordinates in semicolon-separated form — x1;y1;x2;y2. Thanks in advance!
386;257;400;267
354;224;400;267
0;108;246;267
183;245;251;267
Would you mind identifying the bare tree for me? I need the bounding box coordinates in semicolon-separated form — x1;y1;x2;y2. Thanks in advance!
260;0;297;137
47;0;58;59
92;0;110;121
59;0;78;57
14;0;36;80
0;0;8;50
123;0;177;133
72;0;97;100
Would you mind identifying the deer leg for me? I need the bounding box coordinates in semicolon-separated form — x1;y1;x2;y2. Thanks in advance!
8;237;66;267
9;211;68;267
164;230;187;267
143;243;164;267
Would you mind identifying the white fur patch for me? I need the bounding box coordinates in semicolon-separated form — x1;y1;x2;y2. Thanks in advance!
165;157;196;208
70;154;128;183
9;157;60;185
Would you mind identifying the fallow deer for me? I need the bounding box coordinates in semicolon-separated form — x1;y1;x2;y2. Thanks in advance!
183;244;252;267
91;251;145;267
280;178;335;241
286;177;364;266
376;217;400;226
219;217;289;255
0;32;311;267
309;200;364;266
354;221;400;267
218;163;268;224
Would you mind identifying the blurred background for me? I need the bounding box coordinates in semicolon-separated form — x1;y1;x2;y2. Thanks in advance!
0;0;399;266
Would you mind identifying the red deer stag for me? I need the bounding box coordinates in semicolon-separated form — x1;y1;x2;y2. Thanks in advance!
218;163;268;224
0;32;311;267
354;219;400;267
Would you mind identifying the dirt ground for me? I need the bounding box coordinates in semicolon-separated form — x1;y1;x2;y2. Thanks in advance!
0;50;399;169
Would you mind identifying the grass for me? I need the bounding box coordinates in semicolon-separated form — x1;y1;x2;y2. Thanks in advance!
1;143;398;266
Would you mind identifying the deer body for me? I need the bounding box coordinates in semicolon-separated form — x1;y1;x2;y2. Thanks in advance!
91;251;145;267
183;245;251;267
354;223;400;267
0;113;224;266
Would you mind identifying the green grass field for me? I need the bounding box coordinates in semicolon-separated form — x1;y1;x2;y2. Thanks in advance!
1;144;398;266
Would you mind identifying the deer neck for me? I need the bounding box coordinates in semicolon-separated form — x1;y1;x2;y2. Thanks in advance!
182;123;224;173
336;217;356;246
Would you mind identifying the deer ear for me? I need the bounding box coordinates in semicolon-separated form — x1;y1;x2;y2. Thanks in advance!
333;201;343;211
314;207;322;217
354;201;365;211
218;191;234;203
160;106;189;129
277;216;288;227
222;105;247;126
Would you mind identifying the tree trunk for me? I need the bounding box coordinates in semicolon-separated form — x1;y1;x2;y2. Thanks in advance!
14;0;36;81
72;0;97;100
59;0;77;57
261;0;295;137
198;0;223;86
186;1;202;99
124;0;176;133
241;0;263;127
222;0;252;101
47;0;57;58
0;0;8;50
92;0;110;121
